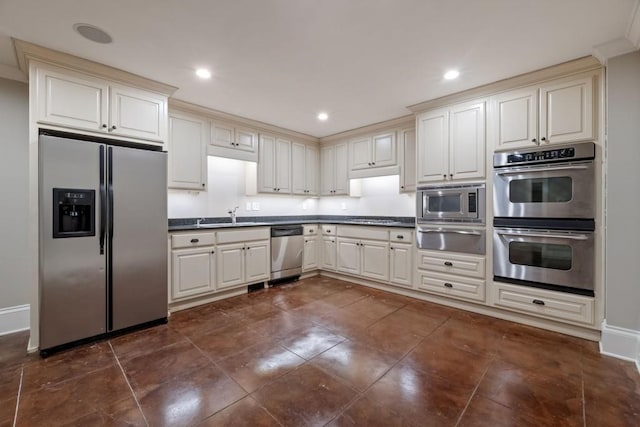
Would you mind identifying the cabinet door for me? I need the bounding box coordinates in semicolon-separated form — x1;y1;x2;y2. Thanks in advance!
172;247;215;300
540;77;593;145
275;138;292;193
372;132;396;167
334;143;349;195
217;243;245;289
235;127;258;152
168;114;208;190
417;108;449;183
361;240;390;282
350;137;372;170
36;66;109;132
449;100;485;181
258;134;277;193
211;122;235;148
305;145;319;195
110;84;167;143
245;240;270;284
320;146;335;196
390;243;412;288
337;238;360;275
321;237;337;270
491;88;539;150
399;127;416;192
291;142;307;195
303;236;319;271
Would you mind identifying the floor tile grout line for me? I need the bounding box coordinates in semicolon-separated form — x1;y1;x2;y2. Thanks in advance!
11;365;23;427
108;341;150;427
454;361;493;427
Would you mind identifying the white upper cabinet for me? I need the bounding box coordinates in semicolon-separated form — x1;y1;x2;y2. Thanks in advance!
36;65;168;144
168;112;208;190
417;100;485;183
258;134;291;193
348;132;397;176
211;122;257;152
292;142;319;195
540;77;593;145
321;143;349;196
398;127;416;192
490;76;594;150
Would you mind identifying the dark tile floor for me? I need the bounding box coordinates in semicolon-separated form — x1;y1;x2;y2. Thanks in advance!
1;276;639;426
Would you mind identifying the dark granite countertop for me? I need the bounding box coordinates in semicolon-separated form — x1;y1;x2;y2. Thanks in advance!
169;215;415;231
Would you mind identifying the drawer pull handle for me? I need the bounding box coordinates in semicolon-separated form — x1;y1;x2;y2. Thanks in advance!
326;230;331;233
532;299;545;306
444;283;453;288
190;238;199;243
444;261;453;267
396;235;404;239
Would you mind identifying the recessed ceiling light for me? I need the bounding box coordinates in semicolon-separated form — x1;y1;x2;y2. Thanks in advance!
73;23;112;44
195;68;212;79
444;70;460;80
317;112;329;121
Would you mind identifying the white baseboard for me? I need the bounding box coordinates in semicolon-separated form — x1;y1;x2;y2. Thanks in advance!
600;320;640;373
0;304;30;336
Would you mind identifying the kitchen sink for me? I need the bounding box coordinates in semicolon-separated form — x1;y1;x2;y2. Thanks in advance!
196;222;270;228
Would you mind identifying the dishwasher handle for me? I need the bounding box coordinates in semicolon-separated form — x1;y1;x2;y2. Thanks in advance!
271;225;303;237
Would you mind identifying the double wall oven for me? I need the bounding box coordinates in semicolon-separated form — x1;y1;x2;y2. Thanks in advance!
492;142;596;296
416;183;486;255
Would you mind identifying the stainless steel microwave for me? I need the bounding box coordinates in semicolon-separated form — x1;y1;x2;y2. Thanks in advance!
417;184;485;223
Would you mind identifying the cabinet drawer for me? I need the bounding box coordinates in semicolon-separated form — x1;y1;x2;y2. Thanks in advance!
493;282;594;325
417;250;485;279
172;232;216;249
390;230;413;243
338;225;389;241
303;224;319;235
418;271;485;302
217;227;270;244
322;225;336;235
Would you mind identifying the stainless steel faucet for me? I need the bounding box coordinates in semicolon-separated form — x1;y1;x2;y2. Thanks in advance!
196;217;205;227
228;206;239;224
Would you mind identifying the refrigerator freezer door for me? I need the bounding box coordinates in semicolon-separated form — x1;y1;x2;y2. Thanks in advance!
109;146;167;331
39;135;106;350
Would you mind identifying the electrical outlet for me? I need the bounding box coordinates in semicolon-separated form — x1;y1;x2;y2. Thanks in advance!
246;202;252;211
341;202;347;210
252;202;260;210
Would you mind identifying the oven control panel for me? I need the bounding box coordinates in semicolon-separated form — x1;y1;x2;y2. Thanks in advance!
507;147;575;164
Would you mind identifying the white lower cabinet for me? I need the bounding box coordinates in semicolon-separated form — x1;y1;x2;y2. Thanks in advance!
418;271;485;302
217;239;270;290
361;240;390;282
171;247;216;300
321;236;337;271
389;242;413;288
245;241;270;283
303;236;320;271
492;282;594;325
337;238;361;275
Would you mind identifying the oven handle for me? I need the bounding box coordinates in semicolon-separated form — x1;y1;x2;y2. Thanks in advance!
495;230;590;241
495;165;589;175
417;227;482;236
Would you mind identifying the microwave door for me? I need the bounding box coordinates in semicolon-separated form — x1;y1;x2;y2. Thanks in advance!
493;162;594;219
426;190;465;219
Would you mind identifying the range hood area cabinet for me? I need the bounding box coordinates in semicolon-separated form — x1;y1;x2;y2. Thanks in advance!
35;63;168;145
416;99;486;184
209;121;258;162
348;131;399;179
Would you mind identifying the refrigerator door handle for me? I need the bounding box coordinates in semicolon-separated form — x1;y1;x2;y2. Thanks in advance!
107;146;114;331
99;146;106;255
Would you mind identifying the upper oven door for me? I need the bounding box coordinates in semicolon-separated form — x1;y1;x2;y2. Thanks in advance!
493;160;595;219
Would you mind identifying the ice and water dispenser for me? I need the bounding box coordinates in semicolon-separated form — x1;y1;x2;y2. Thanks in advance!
52;188;95;238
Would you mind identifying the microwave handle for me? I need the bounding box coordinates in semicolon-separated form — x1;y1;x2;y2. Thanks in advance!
495;165;589;175
417;227;482;236
495;230;589;241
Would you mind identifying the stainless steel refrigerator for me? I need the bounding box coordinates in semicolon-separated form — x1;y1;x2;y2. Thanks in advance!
39;134;168;353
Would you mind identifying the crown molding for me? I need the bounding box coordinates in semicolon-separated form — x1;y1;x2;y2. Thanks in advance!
13;38;178;96
627;0;640;49
592;38;637;64
407;56;602;114
319;114;414;144
0;63;27;83
169;98;319;144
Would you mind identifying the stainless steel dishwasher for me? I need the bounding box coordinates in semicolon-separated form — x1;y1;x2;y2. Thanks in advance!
270;225;304;281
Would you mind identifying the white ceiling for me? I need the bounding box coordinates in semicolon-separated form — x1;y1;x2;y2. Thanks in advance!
0;0;636;137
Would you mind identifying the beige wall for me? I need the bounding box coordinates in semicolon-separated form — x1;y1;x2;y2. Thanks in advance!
605;51;640;332
0;77;29;309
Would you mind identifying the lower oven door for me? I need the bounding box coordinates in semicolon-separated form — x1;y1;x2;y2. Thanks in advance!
493;227;594;294
417;225;486;255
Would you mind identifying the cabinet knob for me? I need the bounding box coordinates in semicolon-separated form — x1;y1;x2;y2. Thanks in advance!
541;137;547;142
372;162;376;165
202;183;205;187
101;124;107;128
401;185;404;189
444;283;453;288
247;246;250;250
111;125;117;130
390;247;394;250
443;174;447;179
397;235;404;239
368;162;372;166
449;173;453;178
211;250;215;254
531;138;537;143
